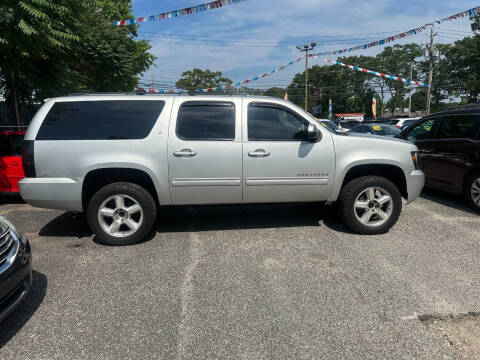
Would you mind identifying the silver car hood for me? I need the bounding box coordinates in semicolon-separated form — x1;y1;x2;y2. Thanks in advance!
340;132;410;145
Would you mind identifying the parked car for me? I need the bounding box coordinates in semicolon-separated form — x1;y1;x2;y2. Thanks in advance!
363;118;393;124
338;120;362;130
20;95;424;245
0;131;25;194
0;216;32;322
401;106;480;212
395;118;421;129
349;124;402;137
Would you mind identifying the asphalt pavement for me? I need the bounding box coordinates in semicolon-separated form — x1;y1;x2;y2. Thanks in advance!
0;189;479;359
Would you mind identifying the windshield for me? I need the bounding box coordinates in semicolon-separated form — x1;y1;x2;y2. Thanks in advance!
320;120;339;132
371;125;401;136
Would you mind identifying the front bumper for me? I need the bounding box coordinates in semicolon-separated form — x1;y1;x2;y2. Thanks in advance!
406;170;425;204
0;235;32;322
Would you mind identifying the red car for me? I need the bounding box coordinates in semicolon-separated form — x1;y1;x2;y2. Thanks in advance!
0;131;25;194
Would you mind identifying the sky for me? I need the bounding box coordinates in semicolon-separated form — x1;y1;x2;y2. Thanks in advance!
130;0;480;91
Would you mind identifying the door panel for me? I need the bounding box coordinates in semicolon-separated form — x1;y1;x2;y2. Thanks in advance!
405;117;440;186
422;115;480;192
242;101;335;203
168;99;243;205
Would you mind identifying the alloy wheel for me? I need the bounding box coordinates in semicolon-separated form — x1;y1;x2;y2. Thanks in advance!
354;187;394;228
97;194;143;238
471;177;480;207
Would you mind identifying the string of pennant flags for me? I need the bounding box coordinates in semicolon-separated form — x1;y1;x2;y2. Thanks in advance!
139;55;306;94
113;0;247;26
138;52;427;95
316;5;480;56
319;57;429;87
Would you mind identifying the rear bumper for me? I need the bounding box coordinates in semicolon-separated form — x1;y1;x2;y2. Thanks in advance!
406;170;425;204
19;177;83;212
0;235;32;322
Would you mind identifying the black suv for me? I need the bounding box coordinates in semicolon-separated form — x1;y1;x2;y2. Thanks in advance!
401;106;480;212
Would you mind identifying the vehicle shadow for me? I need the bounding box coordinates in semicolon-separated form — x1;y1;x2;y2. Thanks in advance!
0;270;47;348
39;212;93;238
0;195;25;205
156;202;354;234
420;188;479;216
37;203;353;242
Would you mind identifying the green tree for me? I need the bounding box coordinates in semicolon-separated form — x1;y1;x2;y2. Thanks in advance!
440;37;480;103
264;87;286;99
287;64;352;116
0;0;155;125
176;69;232;92
338;55;377;117
374;44;423;115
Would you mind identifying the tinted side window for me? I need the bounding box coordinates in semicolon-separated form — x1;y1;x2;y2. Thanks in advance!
406;118;437;141
248;104;308;141
37;100;165;140
436;115;479;140
176;102;235;141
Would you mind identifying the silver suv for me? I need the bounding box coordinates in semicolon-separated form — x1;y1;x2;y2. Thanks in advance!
20;95;424;245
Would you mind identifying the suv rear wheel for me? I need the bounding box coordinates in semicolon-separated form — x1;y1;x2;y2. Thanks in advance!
338;176;402;235
466;171;480;213
87;182;157;245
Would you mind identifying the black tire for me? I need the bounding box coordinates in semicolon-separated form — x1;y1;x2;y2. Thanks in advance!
87;182;157;245
465;171;480;213
338;176;402;235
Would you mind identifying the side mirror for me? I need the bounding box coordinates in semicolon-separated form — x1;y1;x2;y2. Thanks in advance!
307;124;321;142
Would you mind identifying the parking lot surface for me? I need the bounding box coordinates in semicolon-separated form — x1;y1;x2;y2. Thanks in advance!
0;189;479;359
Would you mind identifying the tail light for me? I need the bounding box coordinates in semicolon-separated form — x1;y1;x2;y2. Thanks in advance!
22;140;36;177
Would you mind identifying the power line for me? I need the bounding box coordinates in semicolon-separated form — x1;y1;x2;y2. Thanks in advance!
143;33;429;48
138;29;414;40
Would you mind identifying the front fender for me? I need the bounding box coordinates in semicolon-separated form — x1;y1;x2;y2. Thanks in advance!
327;158;408;203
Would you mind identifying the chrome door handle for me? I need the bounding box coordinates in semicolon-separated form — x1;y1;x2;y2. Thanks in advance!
248;149;270;157
174;149;197;157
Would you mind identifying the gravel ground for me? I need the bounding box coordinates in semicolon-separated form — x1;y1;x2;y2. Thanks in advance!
0;188;479;359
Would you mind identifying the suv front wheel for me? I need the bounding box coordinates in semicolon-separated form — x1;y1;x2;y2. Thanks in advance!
87;182;157;245
338;176;402;235
466;171;480;213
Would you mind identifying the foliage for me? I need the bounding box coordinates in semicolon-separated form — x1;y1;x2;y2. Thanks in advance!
175;69;232;92
0;0;155;124
440;37;480;103
287;64;351;116
263;87;286;99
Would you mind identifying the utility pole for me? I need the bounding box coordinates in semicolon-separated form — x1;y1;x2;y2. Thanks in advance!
408;62;413;117
426;26;436;115
296;42;317;112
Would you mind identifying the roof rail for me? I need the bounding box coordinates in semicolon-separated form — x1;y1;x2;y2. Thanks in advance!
67;92;138;96
446;103;480;111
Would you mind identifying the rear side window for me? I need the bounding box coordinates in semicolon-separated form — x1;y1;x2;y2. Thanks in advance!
36;100;165;140
176;101;235;141
436;115;480;140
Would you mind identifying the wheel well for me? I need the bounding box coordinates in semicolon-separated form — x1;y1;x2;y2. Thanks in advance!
82;168;159;211
342;164;408;199
462;167;480;194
